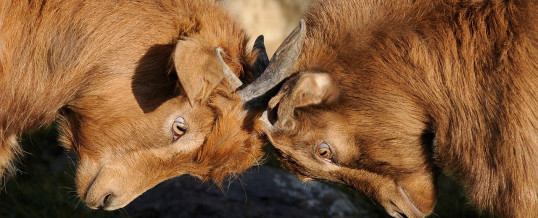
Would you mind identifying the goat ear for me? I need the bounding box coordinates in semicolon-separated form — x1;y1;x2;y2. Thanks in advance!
174;40;233;106
268;72;339;129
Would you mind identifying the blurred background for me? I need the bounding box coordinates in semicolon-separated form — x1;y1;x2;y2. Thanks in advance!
1;1;489;217
222;0;317;56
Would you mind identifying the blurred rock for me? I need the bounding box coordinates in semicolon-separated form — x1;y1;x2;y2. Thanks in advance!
126;166;377;218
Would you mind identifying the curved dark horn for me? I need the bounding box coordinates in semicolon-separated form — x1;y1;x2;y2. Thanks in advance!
251;35;270;80
238;19;306;108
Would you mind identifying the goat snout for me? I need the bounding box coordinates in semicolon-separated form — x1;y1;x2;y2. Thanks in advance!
83;173;120;210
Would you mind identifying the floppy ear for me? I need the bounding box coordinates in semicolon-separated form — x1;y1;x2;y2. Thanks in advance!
174;39;239;105
267;72;339;130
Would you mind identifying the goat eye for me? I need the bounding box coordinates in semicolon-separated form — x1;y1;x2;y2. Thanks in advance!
172;117;187;141
316;143;332;161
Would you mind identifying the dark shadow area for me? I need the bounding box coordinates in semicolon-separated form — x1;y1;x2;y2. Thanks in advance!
131;44;179;113
0;125;122;218
126;167;371;218
0;125;491;218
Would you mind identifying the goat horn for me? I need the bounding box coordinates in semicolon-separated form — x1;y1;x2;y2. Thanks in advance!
239;19;306;109
251;35;270;80
217;47;243;90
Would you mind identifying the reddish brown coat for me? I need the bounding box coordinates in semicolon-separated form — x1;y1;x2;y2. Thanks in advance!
0;0;264;209
264;0;538;217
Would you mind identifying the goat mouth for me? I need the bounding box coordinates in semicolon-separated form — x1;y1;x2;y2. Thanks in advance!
380;184;426;218
396;185;426;218
81;166;103;201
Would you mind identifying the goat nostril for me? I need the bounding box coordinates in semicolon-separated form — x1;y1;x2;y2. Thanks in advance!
100;193;114;209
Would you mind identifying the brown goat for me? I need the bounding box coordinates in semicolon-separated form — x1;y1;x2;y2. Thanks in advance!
0;0;267;210
260;0;538;217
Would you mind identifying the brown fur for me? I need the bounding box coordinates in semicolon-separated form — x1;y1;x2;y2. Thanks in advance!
0;0;264;210
264;0;538;217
